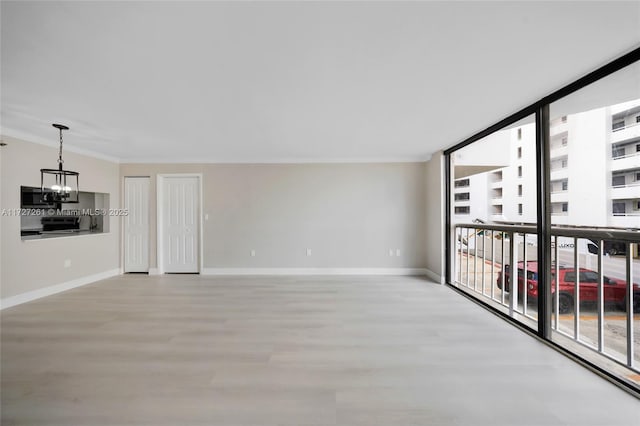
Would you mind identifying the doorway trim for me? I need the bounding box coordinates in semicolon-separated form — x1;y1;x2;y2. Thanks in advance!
156;173;203;274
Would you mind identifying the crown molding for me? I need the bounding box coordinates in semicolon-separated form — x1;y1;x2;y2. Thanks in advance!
2;128;433;165
1;128;121;163
119;154;432;165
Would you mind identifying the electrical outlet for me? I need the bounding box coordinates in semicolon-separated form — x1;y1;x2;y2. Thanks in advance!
205;213;209;221
396;249;401;257
306;248;312;256
250;249;256;257
64;259;71;268
389;249;394;256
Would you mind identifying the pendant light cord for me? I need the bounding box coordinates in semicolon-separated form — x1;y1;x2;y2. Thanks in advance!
58;127;64;165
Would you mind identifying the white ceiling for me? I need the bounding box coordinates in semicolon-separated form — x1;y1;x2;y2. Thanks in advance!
2;1;639;163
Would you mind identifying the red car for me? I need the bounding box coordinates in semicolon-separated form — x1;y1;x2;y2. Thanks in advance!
497;261;640;314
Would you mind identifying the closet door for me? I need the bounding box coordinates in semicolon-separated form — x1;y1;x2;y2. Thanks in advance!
124;177;150;273
161;176;199;273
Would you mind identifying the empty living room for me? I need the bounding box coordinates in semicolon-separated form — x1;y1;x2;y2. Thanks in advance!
1;1;639;425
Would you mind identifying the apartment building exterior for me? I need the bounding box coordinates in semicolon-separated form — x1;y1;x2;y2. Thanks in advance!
453;100;640;234
610;100;640;227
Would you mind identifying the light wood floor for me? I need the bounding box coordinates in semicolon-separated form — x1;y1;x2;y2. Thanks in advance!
1;274;638;425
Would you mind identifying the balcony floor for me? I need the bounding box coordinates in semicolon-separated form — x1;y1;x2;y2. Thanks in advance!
1;274;638;425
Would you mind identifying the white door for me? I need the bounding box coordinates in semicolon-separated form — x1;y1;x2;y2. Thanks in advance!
124;177;150;272
161;176;199;273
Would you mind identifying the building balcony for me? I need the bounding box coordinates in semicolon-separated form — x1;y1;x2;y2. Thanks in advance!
551;215;569;226
611;153;640;172
550;167;569;180
550;121;568;136
610;101;640;115
550;145;569;158
608;214;640;228
550;191;569;203
611;122;640;144
610;184;640;200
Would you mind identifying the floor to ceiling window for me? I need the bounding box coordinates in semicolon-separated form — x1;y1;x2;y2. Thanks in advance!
450;114;539;330
445;48;640;394
547;61;640;389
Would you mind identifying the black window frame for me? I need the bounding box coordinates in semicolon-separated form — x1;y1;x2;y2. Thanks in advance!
444;46;640;396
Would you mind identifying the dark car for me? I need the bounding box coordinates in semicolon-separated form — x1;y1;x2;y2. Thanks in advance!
497;261;640;314
603;241;627;256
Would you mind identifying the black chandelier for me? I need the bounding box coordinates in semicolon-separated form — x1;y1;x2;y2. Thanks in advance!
40;123;79;203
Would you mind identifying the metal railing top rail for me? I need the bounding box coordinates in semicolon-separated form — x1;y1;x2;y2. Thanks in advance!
454;223;536;234
455;222;640;242
551;226;640;243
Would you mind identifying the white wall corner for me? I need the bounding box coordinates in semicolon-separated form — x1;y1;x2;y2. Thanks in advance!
424;268;444;284
0;268;121;310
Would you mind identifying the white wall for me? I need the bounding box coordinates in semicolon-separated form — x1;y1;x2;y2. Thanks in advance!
120;162;428;272
1;141;433;307
0;136;120;303
424;152;445;283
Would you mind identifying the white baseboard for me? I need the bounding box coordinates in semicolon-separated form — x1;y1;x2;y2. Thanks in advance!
0;268;121;310
424;268;444;284
201;267;429;276
148;268;160;276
